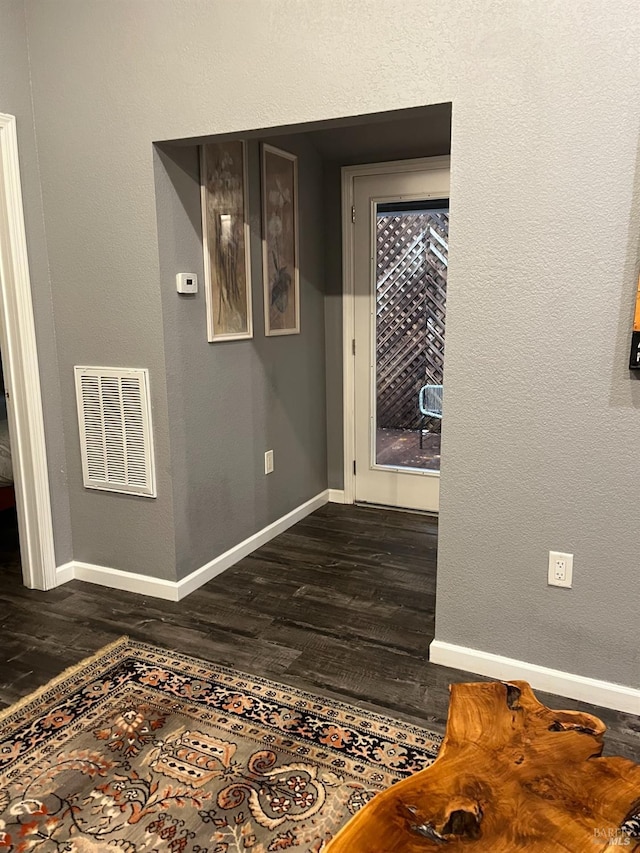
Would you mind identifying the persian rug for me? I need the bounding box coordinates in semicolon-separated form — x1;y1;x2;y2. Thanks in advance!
0;637;442;852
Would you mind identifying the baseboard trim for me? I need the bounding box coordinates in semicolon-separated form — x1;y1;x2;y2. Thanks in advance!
429;640;640;714
55;561;75;585
328;489;346;504
176;490;329;599
55;490;330;602
75;561;179;600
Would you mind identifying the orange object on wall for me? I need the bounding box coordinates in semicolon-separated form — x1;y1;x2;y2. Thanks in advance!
634;274;640;331
629;273;640;369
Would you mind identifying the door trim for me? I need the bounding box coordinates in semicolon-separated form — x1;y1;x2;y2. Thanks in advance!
341;156;450;504
0;112;56;589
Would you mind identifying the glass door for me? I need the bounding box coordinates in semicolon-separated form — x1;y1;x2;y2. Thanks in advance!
353;163;450;512
375;199;448;473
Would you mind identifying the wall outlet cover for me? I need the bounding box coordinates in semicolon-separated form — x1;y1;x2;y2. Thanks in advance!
548;550;573;589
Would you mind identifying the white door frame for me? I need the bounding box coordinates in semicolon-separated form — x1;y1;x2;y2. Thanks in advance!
341;156;450;505
0;112;56;589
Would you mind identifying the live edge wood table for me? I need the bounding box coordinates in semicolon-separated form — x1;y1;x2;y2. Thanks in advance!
326;681;640;852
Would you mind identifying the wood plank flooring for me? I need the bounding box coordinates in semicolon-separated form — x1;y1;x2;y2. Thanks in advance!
0;503;638;762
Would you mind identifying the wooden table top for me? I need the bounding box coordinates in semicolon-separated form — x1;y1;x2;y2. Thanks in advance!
325;681;640;852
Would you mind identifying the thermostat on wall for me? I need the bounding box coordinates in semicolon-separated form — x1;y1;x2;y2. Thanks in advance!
176;273;198;294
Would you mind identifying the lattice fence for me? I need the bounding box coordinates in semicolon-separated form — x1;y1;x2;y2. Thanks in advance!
376;211;448;430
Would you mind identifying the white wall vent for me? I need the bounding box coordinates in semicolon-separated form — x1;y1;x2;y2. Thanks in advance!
74;366;156;497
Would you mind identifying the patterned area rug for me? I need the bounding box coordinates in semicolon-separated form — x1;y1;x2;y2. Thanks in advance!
0;638;442;852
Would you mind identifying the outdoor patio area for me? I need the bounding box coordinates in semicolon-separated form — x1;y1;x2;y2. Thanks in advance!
374;207;447;476
376;428;441;471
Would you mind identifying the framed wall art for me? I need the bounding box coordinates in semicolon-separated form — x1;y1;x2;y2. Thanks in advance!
200;140;253;341
261;144;300;336
629;272;640;369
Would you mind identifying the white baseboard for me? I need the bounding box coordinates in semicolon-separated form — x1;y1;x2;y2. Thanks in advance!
429;640;640;715
73;561;179;599
55;561;75;584
176;490;329;599
55;489;330;602
328;489;346;503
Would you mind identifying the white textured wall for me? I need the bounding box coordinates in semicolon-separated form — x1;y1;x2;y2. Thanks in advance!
21;0;640;686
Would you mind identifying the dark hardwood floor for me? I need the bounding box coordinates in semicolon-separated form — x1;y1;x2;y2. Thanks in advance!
0;502;638;762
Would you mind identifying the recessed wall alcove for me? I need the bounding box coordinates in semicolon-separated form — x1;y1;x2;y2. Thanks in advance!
152;103;453;579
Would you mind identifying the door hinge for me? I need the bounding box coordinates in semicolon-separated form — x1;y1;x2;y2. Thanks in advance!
351;205;356;224
352;338;356;356
353;460;356;475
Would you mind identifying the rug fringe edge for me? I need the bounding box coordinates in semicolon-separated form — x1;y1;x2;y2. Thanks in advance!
0;635;130;725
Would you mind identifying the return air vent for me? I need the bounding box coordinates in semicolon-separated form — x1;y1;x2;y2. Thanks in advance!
74;367;156;497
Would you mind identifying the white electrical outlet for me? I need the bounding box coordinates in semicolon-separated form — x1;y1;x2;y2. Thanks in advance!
548;551;573;588
265;450;274;475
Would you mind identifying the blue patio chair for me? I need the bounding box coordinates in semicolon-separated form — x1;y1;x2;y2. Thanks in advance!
419;384;443;449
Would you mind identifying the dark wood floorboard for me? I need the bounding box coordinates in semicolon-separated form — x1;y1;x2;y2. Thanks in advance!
0;503;638;762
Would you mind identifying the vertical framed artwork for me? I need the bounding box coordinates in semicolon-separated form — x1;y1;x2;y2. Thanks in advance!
200;140;253;341
261;144;300;336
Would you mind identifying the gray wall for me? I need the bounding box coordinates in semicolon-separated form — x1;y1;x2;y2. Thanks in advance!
0;0;72;564
19;0;640;689
323;165;345;489
154;136;326;580
23;1;178;578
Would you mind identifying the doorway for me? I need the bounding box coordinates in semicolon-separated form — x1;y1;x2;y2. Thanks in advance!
343;158;450;512
0;112;56;589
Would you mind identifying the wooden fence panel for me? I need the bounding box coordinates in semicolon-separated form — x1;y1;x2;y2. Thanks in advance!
376;211;448;430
